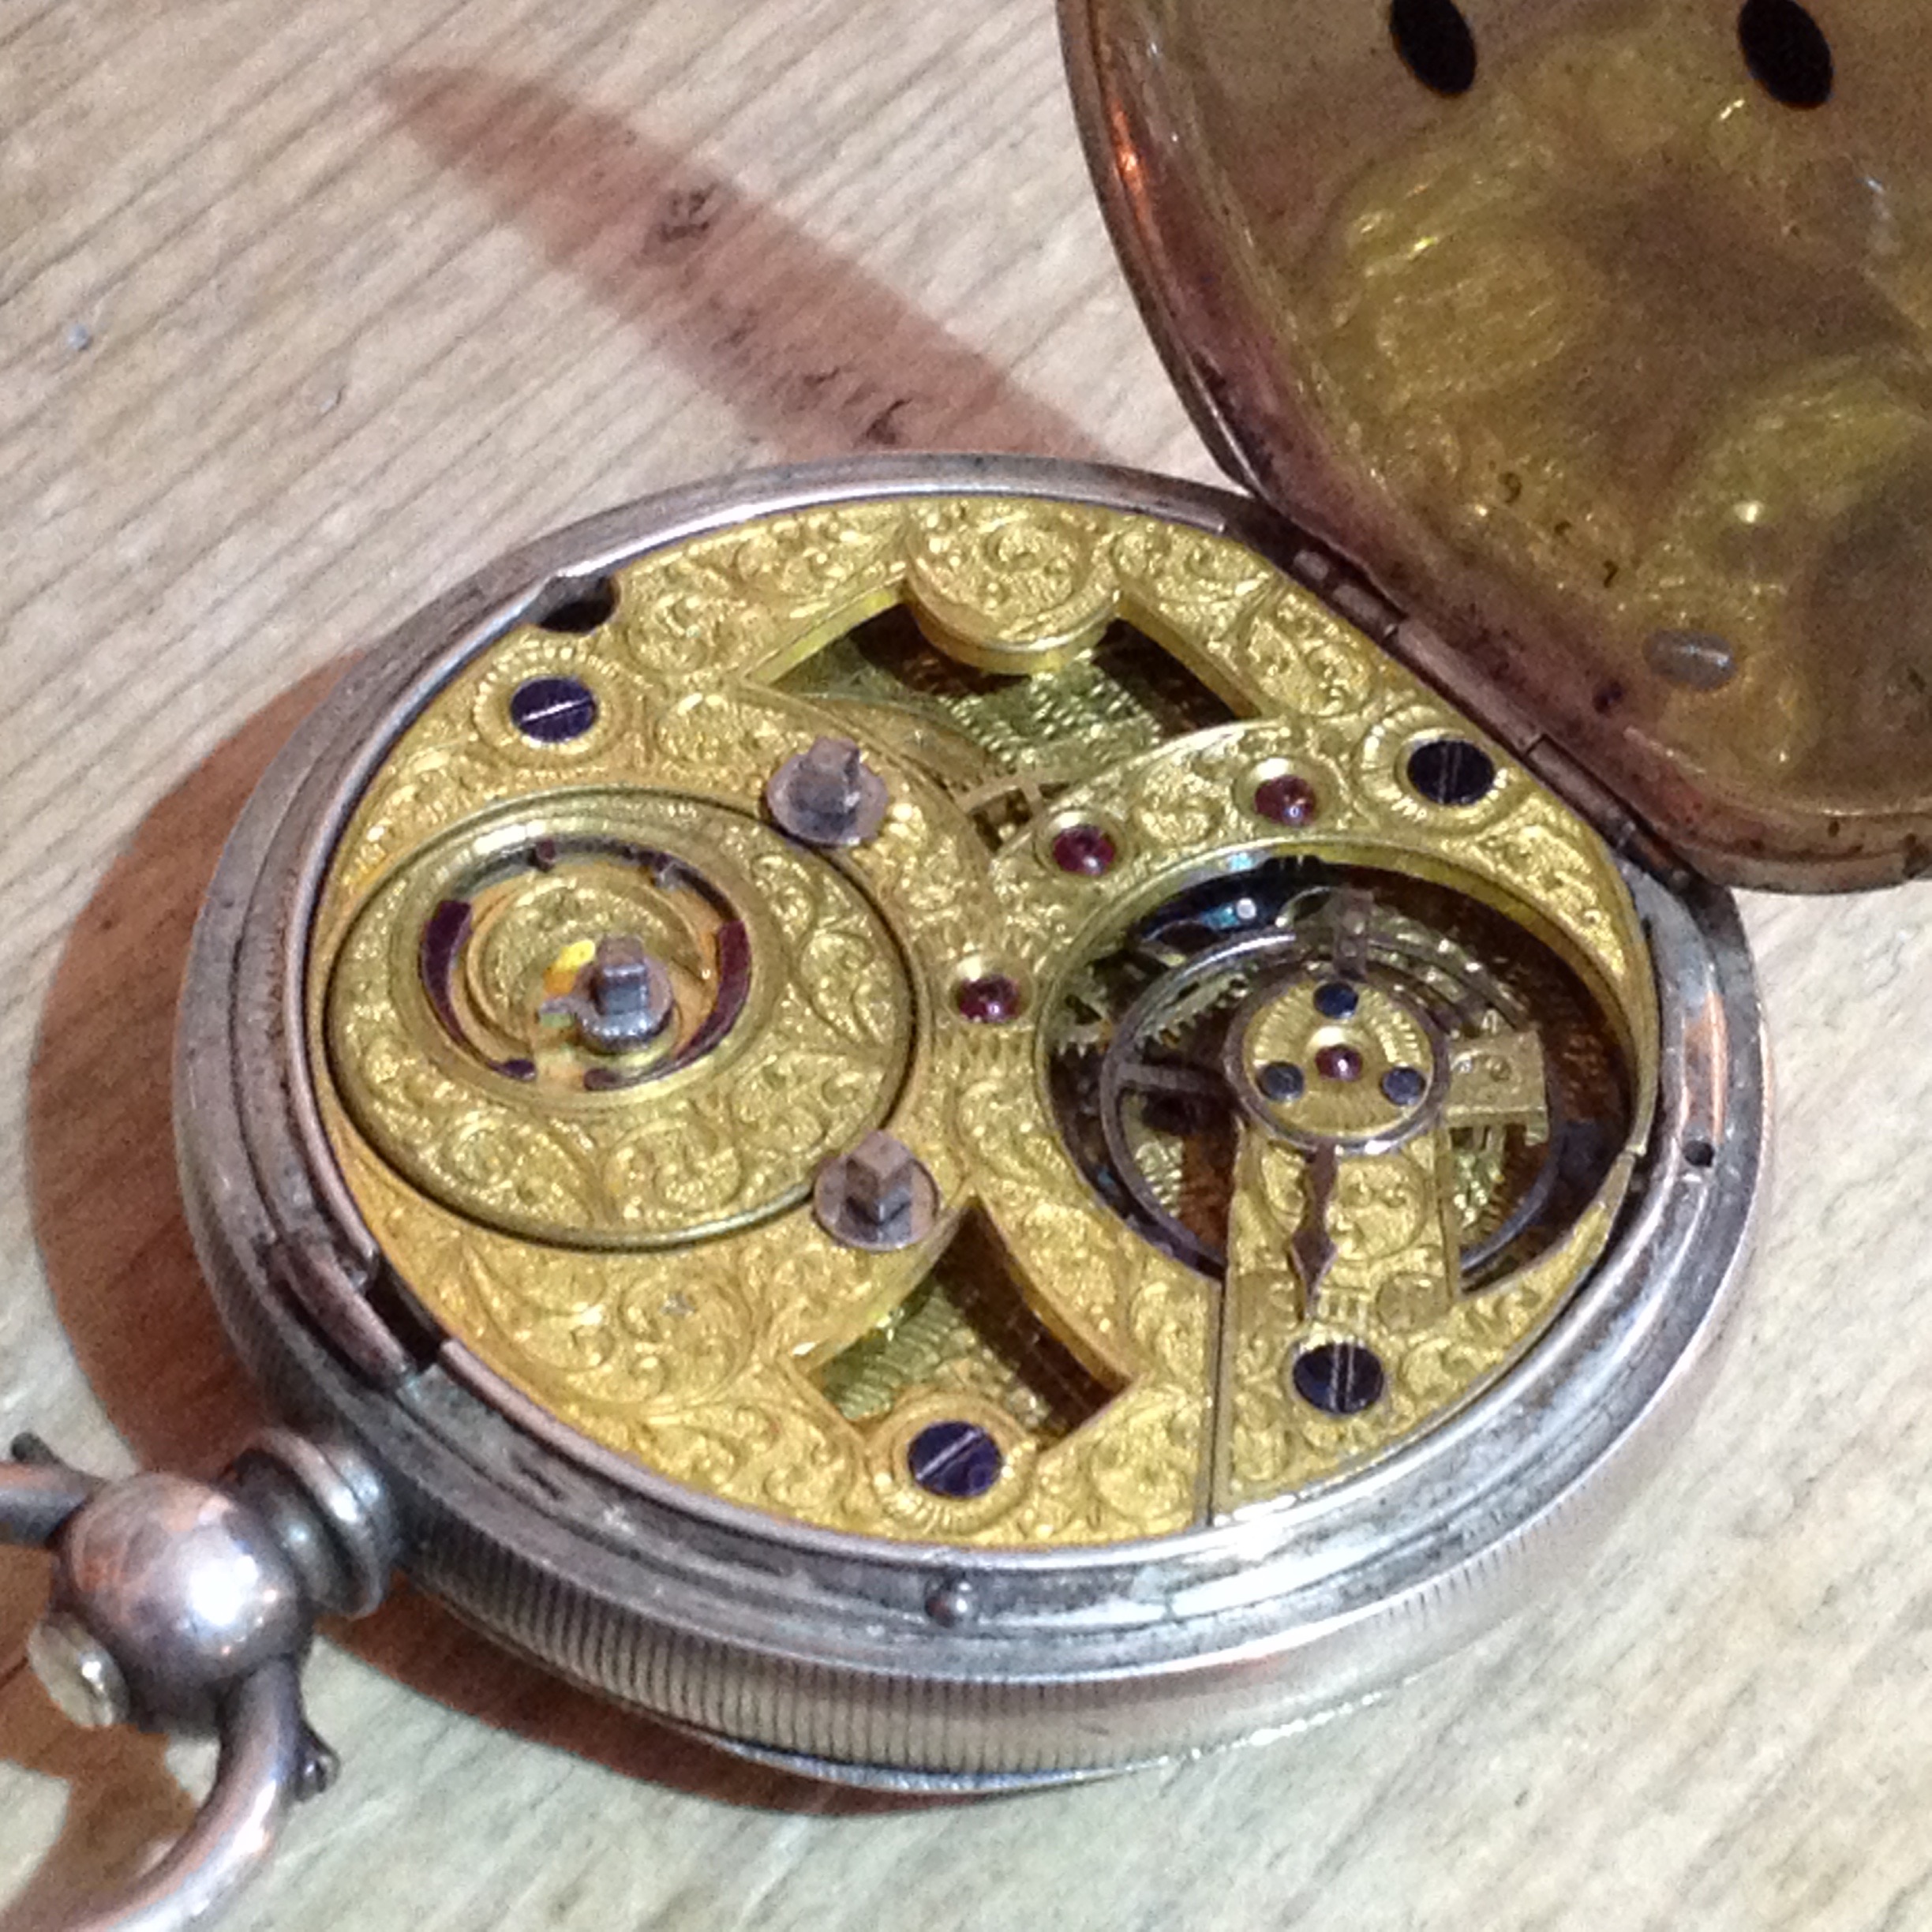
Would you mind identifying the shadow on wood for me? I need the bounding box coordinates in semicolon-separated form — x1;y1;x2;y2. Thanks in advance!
0;1661;198;1932
382;66;1101;465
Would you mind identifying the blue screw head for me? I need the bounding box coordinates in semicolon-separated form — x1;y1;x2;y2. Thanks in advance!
1313;980;1360;1020
907;1421;1004;1500
509;676;598;743
1381;1065;1428;1106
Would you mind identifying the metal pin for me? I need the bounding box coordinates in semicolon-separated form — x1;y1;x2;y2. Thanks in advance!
814;1132;938;1252
766;736;890;847
542;934;676;1054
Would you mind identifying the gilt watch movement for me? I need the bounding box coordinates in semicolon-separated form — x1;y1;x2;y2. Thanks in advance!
17;0;1926;1923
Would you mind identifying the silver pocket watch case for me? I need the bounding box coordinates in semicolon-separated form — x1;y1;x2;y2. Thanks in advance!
20;0;1927;1923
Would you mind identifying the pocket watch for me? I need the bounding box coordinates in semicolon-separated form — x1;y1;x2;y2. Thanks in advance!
15;0;1921;1922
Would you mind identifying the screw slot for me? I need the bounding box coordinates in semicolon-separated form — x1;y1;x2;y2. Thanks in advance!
907;1422;1004;1500
508;676;598;744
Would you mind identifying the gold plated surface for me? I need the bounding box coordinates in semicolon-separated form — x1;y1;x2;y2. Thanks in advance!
328;792;910;1246
1073;0;1932;884
311;495;1657;1545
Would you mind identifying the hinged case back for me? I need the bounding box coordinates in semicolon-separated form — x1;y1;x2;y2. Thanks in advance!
1063;0;1932;889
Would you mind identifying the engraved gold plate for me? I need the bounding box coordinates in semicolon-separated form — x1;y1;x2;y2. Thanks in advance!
309;496;1657;1548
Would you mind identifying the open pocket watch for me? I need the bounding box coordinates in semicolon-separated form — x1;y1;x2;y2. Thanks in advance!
16;0;1926;1922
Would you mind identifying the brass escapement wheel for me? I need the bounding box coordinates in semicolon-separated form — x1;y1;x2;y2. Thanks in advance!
309;495;1658;1548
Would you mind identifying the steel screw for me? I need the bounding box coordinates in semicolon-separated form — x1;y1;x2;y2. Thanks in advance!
508;674;599;743
581;934;676;1051
1381;1065;1428;1106
849;1134;916;1223
541;934;677;1054
1257;1060;1305;1103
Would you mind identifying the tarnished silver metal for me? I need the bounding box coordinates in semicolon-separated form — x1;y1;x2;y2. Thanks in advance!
171;457;1764;1794
0;1432;394;1932
58;1661;309;1932
223;1428;400;1621
296;1724;343;1801
812;1130;942;1253
0;1453;100;1547
27;1612;132;1730
49;1473;308;1732
541;934;678;1054
764;733;891;847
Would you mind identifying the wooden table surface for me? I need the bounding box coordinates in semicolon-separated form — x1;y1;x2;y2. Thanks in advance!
4;2;1931;1927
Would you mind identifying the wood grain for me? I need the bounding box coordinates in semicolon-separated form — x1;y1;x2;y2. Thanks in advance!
2;2;1930;1928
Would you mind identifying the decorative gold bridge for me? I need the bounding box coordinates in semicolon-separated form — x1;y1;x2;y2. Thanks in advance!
310;496;1657;1546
